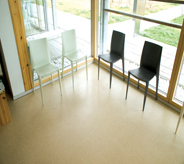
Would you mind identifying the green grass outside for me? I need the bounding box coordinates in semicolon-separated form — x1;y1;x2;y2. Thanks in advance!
109;2;178;24
46;0;179;24
139;15;184;47
144;2;178;15
55;0;91;19
108;14;130;24
53;0;91;19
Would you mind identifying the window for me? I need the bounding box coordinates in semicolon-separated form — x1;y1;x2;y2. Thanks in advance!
99;0;183;100
21;0;48;36
21;0;92;81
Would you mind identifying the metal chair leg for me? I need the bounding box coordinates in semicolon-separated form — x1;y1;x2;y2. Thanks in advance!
32;70;35;93
125;72;130;99
71;62;74;87
98;57;100;80
58;70;62;95
86;56;88;80
175;102;184;134
76;61;78;71
38;76;44;105
62;57;64;78
110;63;113;89
51;74;53;85
142;82;149;111
122;58;125;81
156;75;159;100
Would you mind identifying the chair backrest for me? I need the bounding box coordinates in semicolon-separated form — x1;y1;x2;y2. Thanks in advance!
110;30;125;58
29;38;50;69
62;29;77;57
140;41;162;74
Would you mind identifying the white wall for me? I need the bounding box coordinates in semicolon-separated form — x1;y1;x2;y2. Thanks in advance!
0;0;25;97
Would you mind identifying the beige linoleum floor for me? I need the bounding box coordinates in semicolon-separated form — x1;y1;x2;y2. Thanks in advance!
1;63;184;164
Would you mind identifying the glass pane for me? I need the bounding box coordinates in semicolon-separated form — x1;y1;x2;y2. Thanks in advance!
174;59;184;103
108;0;180;17
47;0;54;31
109;0;133;13
107;1;181;26
24;0;91;81
100;2;182;96
98;0;102;55
49;0;91;69
21;0;46;36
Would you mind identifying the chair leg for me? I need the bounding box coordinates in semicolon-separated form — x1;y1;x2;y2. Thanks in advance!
156;75;159;100
110;63;113;89
38;76;44;105
58;70;62;95
175;102;184;134
98;57;100;80
62;57;64;78
32;70;35;93
125;72;130;99
51;74;53;85
76;61;78;71
142;82;149;111
71;62;74;87
86;56;88;80
138;80;139;89
122;59;125;81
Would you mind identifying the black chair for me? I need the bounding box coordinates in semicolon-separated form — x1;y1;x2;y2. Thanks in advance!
125;41;162;111
98;30;125;88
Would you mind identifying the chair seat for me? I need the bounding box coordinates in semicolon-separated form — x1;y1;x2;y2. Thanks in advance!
129;67;156;82
99;53;121;63
35;63;59;77
65;51;87;62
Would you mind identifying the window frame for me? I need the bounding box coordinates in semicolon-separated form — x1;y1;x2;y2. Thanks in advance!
98;0;184;109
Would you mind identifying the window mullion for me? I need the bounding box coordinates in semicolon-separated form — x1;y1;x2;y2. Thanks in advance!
51;0;57;30
167;20;184;106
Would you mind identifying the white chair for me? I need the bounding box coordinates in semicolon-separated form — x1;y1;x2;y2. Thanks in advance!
175;101;184;134
29;38;62;105
61;29;88;87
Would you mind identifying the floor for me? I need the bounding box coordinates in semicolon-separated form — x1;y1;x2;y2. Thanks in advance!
0;63;184;164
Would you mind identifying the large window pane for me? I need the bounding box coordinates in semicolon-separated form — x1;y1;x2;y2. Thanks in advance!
21;0;47;36
23;0;91;81
174;59;184;103
55;0;91;55
47;0;91;70
47;0;54;31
